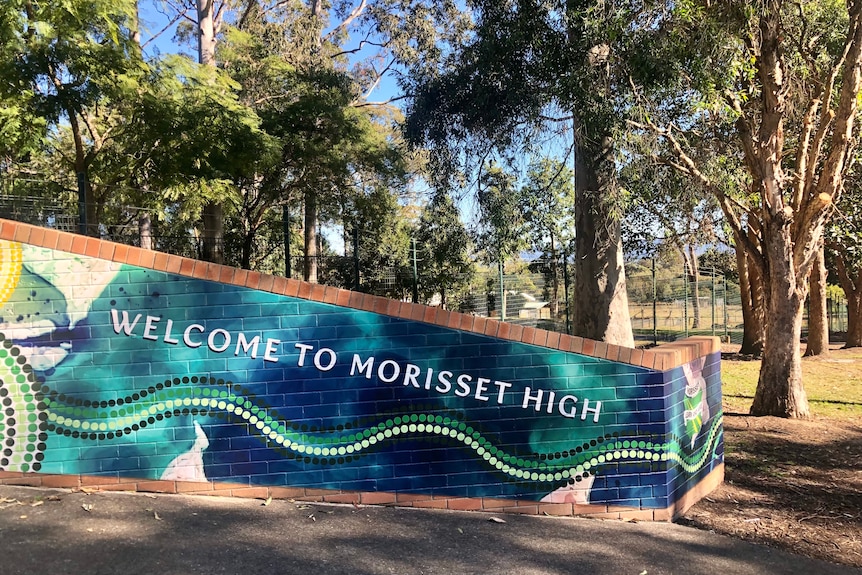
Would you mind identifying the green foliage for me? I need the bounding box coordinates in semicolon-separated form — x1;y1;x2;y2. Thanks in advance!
134;54;279;188
474;163;527;263
414;191;474;308
699;247;738;282
0;0;144;115
0;0;143;165
519;158;576;256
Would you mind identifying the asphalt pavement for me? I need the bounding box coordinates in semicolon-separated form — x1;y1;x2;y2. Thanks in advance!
0;485;856;575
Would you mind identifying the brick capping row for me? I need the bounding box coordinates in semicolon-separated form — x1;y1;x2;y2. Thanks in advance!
0;219;719;370
0;464;724;522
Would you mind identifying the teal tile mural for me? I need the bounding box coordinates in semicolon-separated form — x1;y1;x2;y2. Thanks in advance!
0;239;723;508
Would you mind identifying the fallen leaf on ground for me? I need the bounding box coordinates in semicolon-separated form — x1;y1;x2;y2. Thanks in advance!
30;500;44;507
261;496;272;506
153;511;162;521
81;504;93;512
488;517;506;523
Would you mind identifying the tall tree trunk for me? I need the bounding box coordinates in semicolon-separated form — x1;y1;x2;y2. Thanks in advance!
550;233;560;317
138;211;153;250
835;251;862;347
241;231;253;270
735;234;765;355
804;241;829;356
303;191;319;283
749;220;810;418
299;0;326;282
196;0;224;263
196;0;217;67
572;137;634;347
201;203;224;263
686;244;701;329
846;289;862;348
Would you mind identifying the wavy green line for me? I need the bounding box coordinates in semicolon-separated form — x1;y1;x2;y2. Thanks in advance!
42;381;723;483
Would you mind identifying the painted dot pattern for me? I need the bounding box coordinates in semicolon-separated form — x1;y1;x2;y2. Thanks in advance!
0;240;23;307
38;371;724;483
0;335;47;472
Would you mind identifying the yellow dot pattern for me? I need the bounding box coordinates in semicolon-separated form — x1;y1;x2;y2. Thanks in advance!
0;240;24;307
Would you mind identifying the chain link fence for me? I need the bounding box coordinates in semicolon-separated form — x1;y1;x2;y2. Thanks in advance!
0;186;848;345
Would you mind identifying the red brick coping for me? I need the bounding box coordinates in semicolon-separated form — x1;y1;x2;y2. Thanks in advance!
0;219;719;371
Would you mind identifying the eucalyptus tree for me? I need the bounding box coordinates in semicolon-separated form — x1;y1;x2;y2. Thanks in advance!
214;7;408;277
827;171;862;348
402;0;678;347
623;157;724;331
631;0;862;417
519;158;577;317
413;191;474;309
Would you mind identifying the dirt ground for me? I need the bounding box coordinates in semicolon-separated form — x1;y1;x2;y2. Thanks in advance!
680;400;862;568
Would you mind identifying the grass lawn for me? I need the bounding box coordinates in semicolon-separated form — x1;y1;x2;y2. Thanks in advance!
721;346;862;420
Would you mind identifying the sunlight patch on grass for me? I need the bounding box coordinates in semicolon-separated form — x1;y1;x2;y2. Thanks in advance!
721;348;862;421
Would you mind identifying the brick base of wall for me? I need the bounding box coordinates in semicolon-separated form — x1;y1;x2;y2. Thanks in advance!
0;464;724;523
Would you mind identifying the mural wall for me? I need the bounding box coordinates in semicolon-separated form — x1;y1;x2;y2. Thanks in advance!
0;235;723;511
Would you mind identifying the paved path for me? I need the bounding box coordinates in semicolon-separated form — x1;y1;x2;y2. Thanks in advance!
0;485;856;575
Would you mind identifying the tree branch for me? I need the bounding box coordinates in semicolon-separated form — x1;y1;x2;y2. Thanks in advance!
627;118;766;279
332;37;390;59
353;57;396;104
140;12;186;51
353;94;408;108
325;0;369;42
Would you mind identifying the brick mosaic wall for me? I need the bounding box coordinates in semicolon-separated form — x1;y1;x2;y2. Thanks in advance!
0;220;723;520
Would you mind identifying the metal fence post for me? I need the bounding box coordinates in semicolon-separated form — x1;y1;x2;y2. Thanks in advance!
76;172;87;235
353;227;360;291
711;268;716;337
724;274;729;342
282;205;291;279
412;238;419;303
684;263;689;337
652;257;657;345
563;250;571;335
499;260;506;321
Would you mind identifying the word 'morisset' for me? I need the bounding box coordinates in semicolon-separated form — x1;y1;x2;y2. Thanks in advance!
109;308;601;422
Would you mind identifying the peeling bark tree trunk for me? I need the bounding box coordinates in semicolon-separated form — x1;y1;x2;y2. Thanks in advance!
805;241;829;356
846;287;862;348
735;241;765;355
750;217;810;418
572;137;634;347
641;0;862;418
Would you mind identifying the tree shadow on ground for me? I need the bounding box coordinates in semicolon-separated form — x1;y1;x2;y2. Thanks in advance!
681;415;862;568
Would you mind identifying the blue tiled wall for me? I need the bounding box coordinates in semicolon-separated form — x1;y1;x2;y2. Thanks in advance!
0;240;723;508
